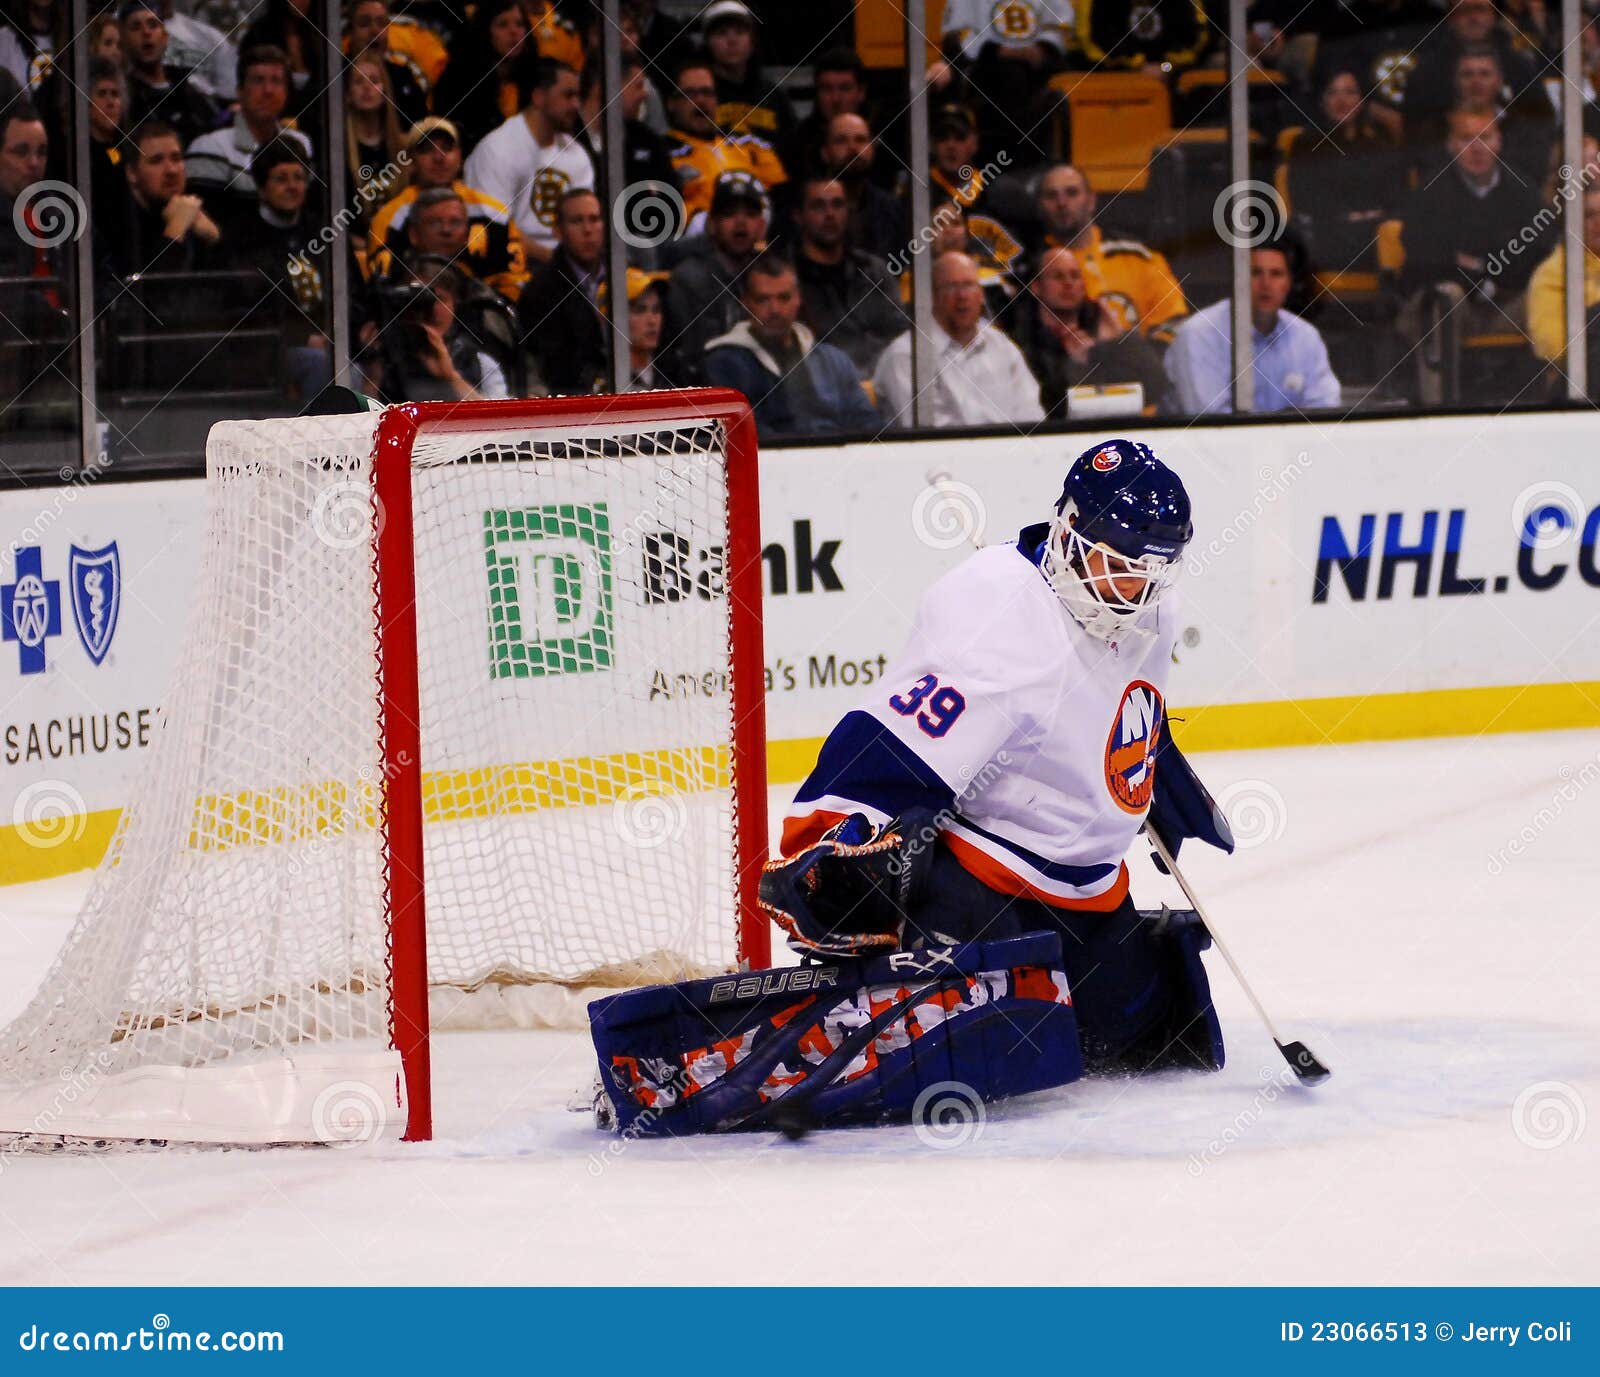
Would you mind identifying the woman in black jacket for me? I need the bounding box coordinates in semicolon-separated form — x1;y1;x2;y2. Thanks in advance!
432;0;530;156
1285;65;1401;273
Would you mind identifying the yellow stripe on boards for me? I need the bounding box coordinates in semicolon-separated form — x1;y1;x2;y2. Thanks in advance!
5;681;1599;885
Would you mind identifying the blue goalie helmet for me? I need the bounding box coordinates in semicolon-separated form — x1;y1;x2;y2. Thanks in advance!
1041;439;1193;643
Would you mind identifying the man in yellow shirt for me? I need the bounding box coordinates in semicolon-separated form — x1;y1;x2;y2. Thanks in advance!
1525;185;1600;365
1032;162;1189;343
665;53;785;220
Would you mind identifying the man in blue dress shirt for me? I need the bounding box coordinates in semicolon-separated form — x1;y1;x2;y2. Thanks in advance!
1164;242;1342;414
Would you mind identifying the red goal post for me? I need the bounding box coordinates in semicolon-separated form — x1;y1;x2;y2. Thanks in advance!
377;392;770;1141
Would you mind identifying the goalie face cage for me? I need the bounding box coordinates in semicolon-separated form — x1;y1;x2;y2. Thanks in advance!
0;391;768;1146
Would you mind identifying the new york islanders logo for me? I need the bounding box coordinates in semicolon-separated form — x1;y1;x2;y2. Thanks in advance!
1104;680;1162;814
1090;445;1123;473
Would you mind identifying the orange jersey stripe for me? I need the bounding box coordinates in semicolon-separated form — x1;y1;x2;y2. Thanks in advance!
779;808;849;857
943;832;1130;912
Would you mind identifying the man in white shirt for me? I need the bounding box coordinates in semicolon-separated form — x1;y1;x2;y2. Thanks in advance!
185;44;311;204
463;56;593;266
874;250;1046;428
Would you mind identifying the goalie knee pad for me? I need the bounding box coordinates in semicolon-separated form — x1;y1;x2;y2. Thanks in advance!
588;932;1083;1137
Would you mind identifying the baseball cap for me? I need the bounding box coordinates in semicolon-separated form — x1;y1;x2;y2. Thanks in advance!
701;1;755;30
406;116;460;150
599;267;668;310
709;169;769;215
931;103;976;137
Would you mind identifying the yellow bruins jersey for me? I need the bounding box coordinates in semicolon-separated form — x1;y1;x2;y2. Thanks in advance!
528;1;585;72
1045;226;1189;342
388;18;449;87
667;129;787;218
365;181;530;302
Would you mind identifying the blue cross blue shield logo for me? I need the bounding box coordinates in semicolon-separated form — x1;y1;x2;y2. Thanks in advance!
2;546;63;675
69;542;121;666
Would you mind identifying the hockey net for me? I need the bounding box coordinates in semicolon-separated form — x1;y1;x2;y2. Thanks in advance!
0;393;767;1145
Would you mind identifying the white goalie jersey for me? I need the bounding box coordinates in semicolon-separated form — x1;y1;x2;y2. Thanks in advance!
785;526;1177;910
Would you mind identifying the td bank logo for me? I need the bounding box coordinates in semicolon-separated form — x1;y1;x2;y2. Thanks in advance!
484;505;614;678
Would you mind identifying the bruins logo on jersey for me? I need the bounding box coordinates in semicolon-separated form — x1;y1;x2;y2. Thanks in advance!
991;2;1040;40
285;253;325;313
1094;291;1139;334
1371;50;1417;106
1105;680;1163;814
529;167;575;229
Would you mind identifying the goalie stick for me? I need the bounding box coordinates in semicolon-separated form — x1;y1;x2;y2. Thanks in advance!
1144;826;1331;1086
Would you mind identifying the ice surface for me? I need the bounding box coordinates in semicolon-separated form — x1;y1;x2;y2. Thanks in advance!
1;732;1596;1285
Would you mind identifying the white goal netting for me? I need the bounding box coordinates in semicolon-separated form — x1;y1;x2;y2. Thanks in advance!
0;405;750;1143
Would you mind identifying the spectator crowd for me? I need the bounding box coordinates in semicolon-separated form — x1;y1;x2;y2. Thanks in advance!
2;0;1597;451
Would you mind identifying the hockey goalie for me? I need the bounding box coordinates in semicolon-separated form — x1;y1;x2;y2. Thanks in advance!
590;439;1236;1136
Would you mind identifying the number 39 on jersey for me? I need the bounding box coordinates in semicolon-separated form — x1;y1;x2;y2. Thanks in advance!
888;673;966;738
